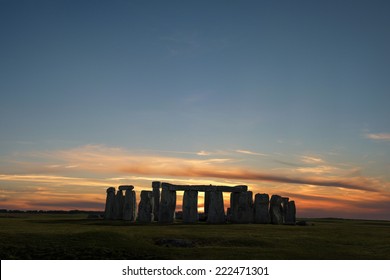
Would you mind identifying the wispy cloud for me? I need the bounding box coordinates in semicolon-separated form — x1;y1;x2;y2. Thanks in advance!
296;165;336;175
235;149;267;156
1;145;387;199
365;133;390;141
0;174;110;187
197;150;210;156
301;155;325;164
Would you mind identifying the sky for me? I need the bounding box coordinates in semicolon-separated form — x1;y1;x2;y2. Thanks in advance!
0;0;389;220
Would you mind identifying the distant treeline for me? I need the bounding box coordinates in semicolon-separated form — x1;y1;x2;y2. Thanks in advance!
0;209;104;214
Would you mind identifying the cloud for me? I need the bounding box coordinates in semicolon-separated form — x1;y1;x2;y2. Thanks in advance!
2;144;387;195
235;150;267;156
197;150;210;156
0;174;109;187
120;164;380;192
301;156;325;164
296;165;336;175
365;133;390;141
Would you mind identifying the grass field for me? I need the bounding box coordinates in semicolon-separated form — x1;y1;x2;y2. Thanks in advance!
0;213;389;259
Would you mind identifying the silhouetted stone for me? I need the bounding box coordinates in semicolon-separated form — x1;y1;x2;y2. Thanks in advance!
204;191;210;218
174;211;183;220
114;189;124;220
152;181;161;221
207;191;225;224
230;191;253;223
254;193;270;224
104;187;116;220
270;195;283;224
123;189;136;221
137;191;154;223
158;186;176;223
183;190;198;223
281;197;289;223
285;201;296;225
226;207;232;222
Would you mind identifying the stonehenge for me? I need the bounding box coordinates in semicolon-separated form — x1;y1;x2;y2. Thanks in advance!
182;190;198;223
114;190;124;220
207;191;225;224
230;191;254;223
104;187;116;220
253;193;270;224
137;191;154;223
158;187;177;223
270;195;283;224
103;181;297;225
123;187;136;221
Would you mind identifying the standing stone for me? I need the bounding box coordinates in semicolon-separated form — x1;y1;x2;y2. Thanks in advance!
285;201;296;225
123;189;136;221
114;189;125;220
269;195;283;224
226;207;232;222
204;191;210;218
152;181;161;221
183;190;198;223
158;187;176;223
230;192;239;222
137;191;154;223
207;191;225;224
104;187;116;220
254;193;270;224
230;191;253;223
281;197;289;224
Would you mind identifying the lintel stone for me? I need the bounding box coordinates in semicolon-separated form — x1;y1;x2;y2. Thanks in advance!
118;185;134;191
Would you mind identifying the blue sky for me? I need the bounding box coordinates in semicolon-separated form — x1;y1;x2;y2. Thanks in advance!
0;0;389;219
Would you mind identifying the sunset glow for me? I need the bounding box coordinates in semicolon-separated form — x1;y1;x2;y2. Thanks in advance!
0;1;389;220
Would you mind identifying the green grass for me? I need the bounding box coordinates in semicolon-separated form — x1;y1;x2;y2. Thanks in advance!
0;213;389;259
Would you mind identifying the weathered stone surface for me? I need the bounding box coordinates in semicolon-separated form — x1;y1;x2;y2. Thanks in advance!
158;187;176;223
285;201;296;225
114;190;124;220
104;187;116;220
152;181;161;221
230;191;253;223
270;195;283;224
162;183;248;192
137;191;154;223
281;197;289;224
123;190;136;221
207;191;225;224
254;193;270;224
118;185;134;191
183;190;198;223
